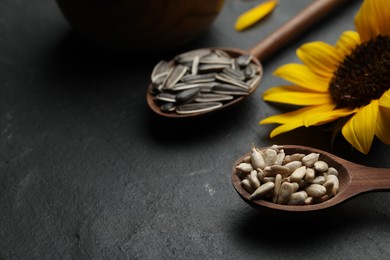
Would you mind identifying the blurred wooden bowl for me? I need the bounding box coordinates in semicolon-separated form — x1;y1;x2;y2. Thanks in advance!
56;0;225;52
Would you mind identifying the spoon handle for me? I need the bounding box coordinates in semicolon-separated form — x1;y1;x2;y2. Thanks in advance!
348;164;390;195
249;0;353;61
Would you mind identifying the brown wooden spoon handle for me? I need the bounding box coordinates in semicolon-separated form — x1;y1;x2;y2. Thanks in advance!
349;165;390;194
249;0;353;61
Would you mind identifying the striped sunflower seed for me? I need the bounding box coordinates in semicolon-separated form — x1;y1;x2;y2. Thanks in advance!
176;102;223;114
195;93;234;102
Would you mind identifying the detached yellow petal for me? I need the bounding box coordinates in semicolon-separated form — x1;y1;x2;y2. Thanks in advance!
377;90;390;144
263;86;332;105
297;42;343;78
273;64;329;92
342;100;379;154
235;0;278;31
335;31;360;56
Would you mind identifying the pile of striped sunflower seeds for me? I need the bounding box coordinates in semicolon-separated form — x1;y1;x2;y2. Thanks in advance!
150;48;261;115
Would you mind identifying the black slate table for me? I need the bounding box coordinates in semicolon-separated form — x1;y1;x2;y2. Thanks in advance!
1;0;390;259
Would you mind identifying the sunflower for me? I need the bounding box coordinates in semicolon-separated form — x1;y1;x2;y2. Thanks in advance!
260;0;390;154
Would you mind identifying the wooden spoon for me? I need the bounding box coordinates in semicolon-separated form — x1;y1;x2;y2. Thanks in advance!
146;0;354;118
232;145;390;213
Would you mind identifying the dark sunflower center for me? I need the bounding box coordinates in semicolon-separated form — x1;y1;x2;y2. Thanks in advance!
329;35;390;108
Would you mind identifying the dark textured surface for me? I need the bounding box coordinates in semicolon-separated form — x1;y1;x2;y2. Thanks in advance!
1;0;390;259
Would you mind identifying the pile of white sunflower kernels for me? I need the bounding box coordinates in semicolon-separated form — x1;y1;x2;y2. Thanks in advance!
236;145;340;205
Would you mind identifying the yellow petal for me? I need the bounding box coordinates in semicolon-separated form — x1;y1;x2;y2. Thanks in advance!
372;0;390;36
304;107;357;127
297;42;343;78
379;89;390;108
355;0;383;42
335;31;361;56
261;104;334;137
235;0;278;32
269;122;304;138
376;106;390;144
341;100;379;154
260;103;334;125
263;86;332;105
273;64;329;92
377;90;390;144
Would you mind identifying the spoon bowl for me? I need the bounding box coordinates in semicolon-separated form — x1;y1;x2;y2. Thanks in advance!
146;0;354;118
146;47;262;118
232;145;390;213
